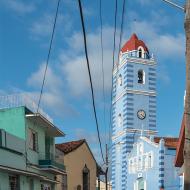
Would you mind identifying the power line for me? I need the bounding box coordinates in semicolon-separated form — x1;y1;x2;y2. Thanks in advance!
99;0;107;145
161;0;184;11
37;0;61;113
117;0;126;64
107;0;118;185
108;0;118;149
77;0;105;163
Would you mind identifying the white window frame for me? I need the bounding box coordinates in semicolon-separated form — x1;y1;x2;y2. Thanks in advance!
138;46;145;58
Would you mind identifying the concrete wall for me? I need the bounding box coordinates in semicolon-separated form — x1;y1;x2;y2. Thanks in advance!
0;107;59;189
57;143;97;190
164;149;180;190
26;118;46;165
0;107;26;140
0;171;55;190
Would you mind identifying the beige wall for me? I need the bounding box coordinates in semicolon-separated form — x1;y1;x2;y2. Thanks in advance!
57;143;97;190
96;180;112;190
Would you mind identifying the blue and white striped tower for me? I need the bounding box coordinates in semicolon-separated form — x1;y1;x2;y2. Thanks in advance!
159;138;165;189
111;34;157;190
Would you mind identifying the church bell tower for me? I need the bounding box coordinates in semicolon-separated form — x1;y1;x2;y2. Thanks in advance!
111;34;157;190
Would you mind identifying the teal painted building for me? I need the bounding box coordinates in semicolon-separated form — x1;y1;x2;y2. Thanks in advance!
0;106;66;190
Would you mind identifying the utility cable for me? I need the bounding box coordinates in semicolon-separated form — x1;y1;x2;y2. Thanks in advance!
99;0;107;146
107;0;118;184
108;0;118;150
37;0;61;113
117;0;126;64
26;0;61;165
77;0;105;163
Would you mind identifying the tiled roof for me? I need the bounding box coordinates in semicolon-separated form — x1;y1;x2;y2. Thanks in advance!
56;139;86;154
154;137;179;148
175;114;185;167
121;33;149;53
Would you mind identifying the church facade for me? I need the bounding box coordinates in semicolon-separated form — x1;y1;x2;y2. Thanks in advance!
111;34;157;190
126;136;181;190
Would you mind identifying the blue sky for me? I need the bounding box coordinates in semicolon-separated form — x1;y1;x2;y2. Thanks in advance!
0;0;186;163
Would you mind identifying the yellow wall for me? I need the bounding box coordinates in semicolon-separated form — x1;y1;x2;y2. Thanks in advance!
96;180;112;190
57;142;97;190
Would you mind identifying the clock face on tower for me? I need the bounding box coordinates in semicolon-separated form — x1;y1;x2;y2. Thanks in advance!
137;110;146;120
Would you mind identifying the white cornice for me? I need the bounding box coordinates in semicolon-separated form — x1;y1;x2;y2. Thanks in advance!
113;57;156;75
140;136;159;148
112;89;156;104
112;129;157;141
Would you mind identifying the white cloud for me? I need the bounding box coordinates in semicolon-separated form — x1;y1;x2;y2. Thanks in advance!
27;63;76;117
61;27;114;96
26;9;185;116
128;20;185;60
1;0;35;14
27;63;62;93
74;128;107;164
30;13;73;39
138;0;152;5
30;14;54;38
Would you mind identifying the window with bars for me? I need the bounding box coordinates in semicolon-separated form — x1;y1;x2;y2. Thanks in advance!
9;175;19;190
61;175;67;190
41;184;51;190
29;128;38;151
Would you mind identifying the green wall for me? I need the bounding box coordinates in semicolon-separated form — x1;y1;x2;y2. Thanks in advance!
0;149;26;170
0;107;26;140
26;118;46;165
0;172;55;190
0;172;8;190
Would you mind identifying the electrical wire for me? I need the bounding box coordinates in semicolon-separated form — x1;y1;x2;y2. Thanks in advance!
108;0;118;150
24;0;61;167
117;0;126;64
107;0;118;184
37;0;61;113
99;0;107;145
77;0;105;164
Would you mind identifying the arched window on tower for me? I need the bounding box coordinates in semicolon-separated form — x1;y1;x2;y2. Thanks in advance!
118;74;122;86
138;70;145;84
138;47;144;58
118;114;123;128
139;48;142;58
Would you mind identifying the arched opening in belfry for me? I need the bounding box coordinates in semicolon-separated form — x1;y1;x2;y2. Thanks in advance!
138;70;145;84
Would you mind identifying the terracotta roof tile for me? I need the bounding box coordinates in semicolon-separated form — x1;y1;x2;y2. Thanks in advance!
56;139;86;154
121;33;149;53
154;137;179;148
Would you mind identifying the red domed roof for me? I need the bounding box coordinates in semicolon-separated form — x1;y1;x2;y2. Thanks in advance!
121;33;149;53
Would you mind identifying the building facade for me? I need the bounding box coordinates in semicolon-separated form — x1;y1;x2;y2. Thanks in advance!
127;136;181;190
56;139;103;190
111;34;157;190
96;180;112;190
0;106;66;190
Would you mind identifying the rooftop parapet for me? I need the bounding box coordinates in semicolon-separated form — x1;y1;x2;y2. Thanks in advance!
0;93;52;122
